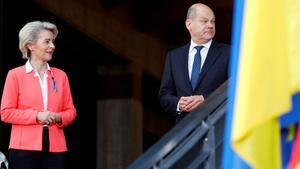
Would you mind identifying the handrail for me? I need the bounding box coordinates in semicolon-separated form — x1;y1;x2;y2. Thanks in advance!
0;151;8;169
127;81;228;169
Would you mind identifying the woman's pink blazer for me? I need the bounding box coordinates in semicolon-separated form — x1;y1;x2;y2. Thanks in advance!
1;66;77;152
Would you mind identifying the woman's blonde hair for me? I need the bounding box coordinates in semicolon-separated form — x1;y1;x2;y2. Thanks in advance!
19;21;58;59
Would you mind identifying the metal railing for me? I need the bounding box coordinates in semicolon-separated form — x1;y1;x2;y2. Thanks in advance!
0;151;8;169
127;81;228;169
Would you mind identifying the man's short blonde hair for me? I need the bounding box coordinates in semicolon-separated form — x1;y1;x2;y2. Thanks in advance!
19;21;58;59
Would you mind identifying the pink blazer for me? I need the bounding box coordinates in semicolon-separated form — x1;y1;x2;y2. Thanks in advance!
1;65;76;152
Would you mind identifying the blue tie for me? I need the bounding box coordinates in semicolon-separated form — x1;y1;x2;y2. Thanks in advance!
191;46;204;90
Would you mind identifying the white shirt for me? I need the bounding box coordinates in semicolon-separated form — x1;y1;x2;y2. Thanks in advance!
25;60;51;111
188;39;212;80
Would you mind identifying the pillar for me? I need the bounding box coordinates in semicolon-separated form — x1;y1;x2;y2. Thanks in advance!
96;63;143;169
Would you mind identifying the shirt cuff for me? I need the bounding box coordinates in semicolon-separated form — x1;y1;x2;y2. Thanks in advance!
176;102;182;115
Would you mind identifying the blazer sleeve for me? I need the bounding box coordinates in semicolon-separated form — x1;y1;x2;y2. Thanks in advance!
56;73;77;128
1;70;39;125
159;52;180;117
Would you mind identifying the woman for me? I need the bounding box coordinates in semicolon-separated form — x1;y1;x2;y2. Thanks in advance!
0;21;77;169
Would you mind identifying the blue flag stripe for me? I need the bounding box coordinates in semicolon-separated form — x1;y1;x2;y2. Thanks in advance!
222;0;251;168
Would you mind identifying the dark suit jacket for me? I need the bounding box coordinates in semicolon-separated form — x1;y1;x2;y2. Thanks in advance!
159;40;230;120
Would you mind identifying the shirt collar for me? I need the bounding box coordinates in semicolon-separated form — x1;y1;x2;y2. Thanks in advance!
189;39;212;52
25;60;51;76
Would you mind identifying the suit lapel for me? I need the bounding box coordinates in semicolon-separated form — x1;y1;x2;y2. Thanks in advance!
197;41;220;86
179;43;194;93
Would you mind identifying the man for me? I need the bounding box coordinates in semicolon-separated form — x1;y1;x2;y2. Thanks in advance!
159;3;230;122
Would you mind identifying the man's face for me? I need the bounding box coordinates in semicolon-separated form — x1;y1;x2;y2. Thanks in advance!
186;6;215;43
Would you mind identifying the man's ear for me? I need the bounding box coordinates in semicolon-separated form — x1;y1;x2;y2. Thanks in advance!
185;19;192;31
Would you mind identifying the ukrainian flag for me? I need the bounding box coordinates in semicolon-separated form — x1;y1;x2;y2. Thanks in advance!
222;0;300;168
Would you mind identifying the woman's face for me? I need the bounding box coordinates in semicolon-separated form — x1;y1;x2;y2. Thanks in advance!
28;29;55;62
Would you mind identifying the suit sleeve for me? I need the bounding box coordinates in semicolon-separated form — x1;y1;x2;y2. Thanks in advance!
0;70;39;125
159;52;180;117
56;73;77;128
